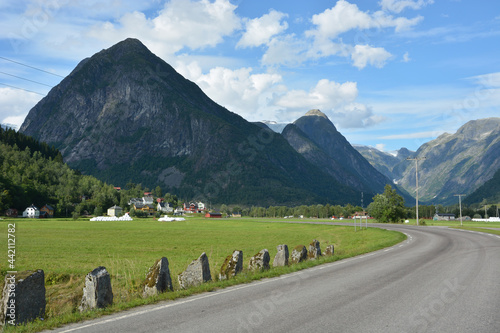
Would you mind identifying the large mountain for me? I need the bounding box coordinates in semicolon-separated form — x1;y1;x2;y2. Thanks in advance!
20;38;361;206
393;118;500;205
282;109;394;196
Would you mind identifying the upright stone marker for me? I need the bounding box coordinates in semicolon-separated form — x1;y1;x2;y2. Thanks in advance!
291;245;308;264
323;244;335;256
219;250;243;280
308;239;322;260
178;252;212;289
273;244;289;267
79;266;113;312
0;270;45;326
143;257;173;297
248;249;270;271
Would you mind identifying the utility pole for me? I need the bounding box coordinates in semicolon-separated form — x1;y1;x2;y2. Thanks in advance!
407;157;427;226
454;194;466;226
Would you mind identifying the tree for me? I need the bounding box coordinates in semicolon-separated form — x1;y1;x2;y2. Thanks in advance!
368;184;406;223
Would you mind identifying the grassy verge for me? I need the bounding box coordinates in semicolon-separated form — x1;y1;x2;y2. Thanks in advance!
398;218;500;228
451;226;500;236
0;217;405;332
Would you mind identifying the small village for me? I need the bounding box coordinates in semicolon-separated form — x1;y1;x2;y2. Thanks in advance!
9;194;231;220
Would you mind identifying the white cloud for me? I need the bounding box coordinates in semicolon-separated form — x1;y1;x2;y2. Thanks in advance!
261;34;309;67
402;51;411;62
179;62;283;120
332;102;385;128
301;0;421;69
306;0;423;40
0;87;42;128
469;72;500;88
307;0;373;39
351;44;392;69
275;79;358;110
237;10;288;48
85;0;241;60
379;0;434;14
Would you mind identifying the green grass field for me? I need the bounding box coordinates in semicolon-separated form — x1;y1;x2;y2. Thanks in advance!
0;216;405;332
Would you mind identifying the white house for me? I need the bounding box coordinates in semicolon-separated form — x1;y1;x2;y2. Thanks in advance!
129;197;155;206
107;205;123;217
23;204;40;218
157;202;174;213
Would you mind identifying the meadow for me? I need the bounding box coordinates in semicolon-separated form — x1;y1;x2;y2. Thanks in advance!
0;216;405;332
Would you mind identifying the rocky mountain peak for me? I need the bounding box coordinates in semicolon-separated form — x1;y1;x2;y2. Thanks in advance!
304;109;328;119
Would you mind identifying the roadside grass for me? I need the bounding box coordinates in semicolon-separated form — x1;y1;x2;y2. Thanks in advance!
0;217;405;332
451;226;500;236
396;218;500;228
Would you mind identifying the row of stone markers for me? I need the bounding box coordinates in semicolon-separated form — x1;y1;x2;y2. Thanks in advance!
0;240;333;326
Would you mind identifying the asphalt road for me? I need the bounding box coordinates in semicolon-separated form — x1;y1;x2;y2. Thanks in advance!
51;224;500;333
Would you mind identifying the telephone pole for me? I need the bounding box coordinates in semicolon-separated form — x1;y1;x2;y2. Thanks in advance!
454;194;466;226
407;157;427;226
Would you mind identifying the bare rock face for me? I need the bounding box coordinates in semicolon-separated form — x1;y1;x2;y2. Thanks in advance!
248;249;270;271
143;257;173;297
273;244;289;267
323;244;335;256
0;270;45;326
178;252;212;289
308;240;322;260
291;245;308;264
219;250;243;280
79;266;113;312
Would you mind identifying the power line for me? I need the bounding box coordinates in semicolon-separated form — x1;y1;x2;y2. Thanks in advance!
0;71;53;87
0;82;45;96
0;56;65;78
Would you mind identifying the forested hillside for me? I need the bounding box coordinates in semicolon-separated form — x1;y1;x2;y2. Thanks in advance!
0;128;122;216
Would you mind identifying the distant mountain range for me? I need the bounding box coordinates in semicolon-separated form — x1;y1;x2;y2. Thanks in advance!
19;38;388;206
355;118;500;205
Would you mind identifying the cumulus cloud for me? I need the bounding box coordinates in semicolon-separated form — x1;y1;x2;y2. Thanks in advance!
86;0;241;59
301;0;421;68
0;87;42;128
332;102;385;128
351;44;393;69
261;34;309;67
379;0;434;14
237;10;288;48
306;0;422;40
275;79;358;111
177;62;283;120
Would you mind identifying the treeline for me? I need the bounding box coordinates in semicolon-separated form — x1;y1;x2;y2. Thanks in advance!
405;203;498;219
0;127;62;162
217;203;364;219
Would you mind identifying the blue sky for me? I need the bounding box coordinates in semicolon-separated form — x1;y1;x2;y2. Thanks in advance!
1;0;499;152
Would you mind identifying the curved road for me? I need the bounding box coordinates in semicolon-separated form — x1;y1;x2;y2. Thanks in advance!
52;224;500;333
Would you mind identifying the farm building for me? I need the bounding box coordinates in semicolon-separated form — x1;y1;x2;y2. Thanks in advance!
205;212;222;218
433;213;455;221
